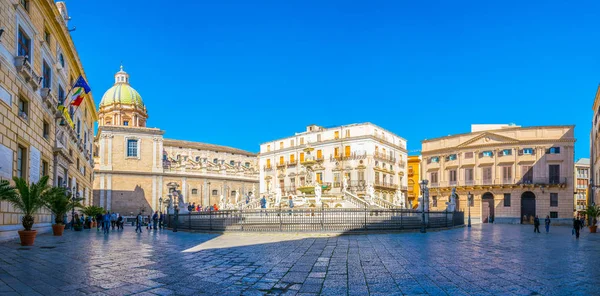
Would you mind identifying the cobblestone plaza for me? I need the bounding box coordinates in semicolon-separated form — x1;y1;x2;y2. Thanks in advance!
0;225;598;295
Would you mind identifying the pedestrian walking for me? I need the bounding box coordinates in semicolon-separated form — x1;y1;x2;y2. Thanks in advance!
574;216;582;239
545;215;551;233
103;211;111;234
159;212;164;229
533;215;540;233
135;212;143;233
117;214;123;230
146;214;151;230
152;211;158;230
288;195;294;216
96;213;103;231
111;212;117;230
260;195;267;216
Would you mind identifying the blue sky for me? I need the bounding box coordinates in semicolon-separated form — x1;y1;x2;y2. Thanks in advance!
68;1;599;158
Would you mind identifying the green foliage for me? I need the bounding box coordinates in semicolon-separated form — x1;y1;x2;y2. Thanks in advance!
0;176;54;231
80;205;105;218
42;187;82;224
585;205;600;223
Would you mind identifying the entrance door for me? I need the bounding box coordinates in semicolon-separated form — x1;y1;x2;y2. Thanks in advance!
521;191;536;224
482;192;494;223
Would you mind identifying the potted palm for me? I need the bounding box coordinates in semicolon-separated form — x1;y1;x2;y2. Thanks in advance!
42;187;81;236
585;205;600;233
0;176;53;246
81;206;104;228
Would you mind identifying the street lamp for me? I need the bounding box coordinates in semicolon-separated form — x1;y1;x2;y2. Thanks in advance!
159;197;163;212
419;180;429;233
467;191;473;228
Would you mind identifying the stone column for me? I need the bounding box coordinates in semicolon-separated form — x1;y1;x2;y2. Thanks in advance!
152;175;157;211
106;174;112;211
99;173;105;208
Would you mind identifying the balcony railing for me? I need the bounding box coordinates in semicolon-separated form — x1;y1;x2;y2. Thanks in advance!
329;151;367;162
349;180;367;191
263;165;273;172
374;181;397;189
14;56;41;90
276;162;286;168
373;152;397;163
287;161;297;168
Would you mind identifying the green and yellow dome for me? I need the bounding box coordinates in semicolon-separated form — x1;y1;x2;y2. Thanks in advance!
99;66;145;109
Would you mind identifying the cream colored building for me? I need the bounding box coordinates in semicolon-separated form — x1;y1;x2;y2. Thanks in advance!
591;87;600;206
258;123;408;207
574;158;590;214
421;124;575;224
0;1;96;238
93;68;258;216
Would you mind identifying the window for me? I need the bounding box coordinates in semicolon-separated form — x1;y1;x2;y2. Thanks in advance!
550;212;558;218
279;156;284;165
76;119;81;138
482;151;493;157
231;191;236;196
430;156;439;163
245;162;250;167
43;120;50;139
212;190;218;196
213;158;218;164
449;170;457;184
17;146;26;179
290;139;294;146
58;85;65;104
299;152;305;162
432;196;438;207
345;130;350;138
550;193;558;207
126;139;138;157
464;152;474;159
42;160;48;177
316;173;322;184
522;165;533;183
547;147;560;154
266;159;271;168
290;154;295;163
408;166;413;175
502;166;512;182
317;134;322;142
300;138;304;145
42;60;52;88
279;141;283;149
501;149;512;156
345;146;351;157
358;171;365;181
334;131;339;139
446;154;457;161
20;0;29;11
465;168;474;183
521;148;534;155
267;145;270;152
123;121;129;126
18;97;28;120
317;150;322;159
333;173;340;187
59;53;65;68
18;28;31;61
503;193;511;207
482;167;492;183
192;189;198;195
430;172;438;184
549;165;560;184
230;160;235;166
334;147;340;157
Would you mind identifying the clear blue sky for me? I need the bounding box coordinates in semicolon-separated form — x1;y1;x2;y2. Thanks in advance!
68;0;599;158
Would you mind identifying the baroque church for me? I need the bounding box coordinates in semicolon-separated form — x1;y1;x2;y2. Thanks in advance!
93;67;259;216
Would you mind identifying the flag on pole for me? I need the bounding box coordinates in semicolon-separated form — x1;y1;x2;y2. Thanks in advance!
69;75;91;106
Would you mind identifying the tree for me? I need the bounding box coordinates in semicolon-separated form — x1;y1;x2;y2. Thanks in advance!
0;176;52;231
42;186;82;224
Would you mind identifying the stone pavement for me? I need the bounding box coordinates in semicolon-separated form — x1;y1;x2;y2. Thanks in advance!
0;224;598;295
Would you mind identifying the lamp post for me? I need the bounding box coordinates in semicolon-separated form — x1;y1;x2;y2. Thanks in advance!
159;197;163;212
467;191;473;228
419;180;429;233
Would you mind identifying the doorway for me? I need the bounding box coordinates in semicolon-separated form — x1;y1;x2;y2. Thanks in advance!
482;192;494;223
521;191;536;224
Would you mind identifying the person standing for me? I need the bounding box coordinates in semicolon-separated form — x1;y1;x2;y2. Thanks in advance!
574;216;582;239
544;215;551;233
260;195;267;216
146;214;151;230
117;214;123;230
135;212;143;233
103;211;111;234
533;215;540;233
96;212;103;231
152;211;159;230
159;212;164;229
110;212;117;230
288;195;294;216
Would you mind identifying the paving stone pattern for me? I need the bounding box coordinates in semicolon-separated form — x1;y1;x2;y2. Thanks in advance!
0;224;598;295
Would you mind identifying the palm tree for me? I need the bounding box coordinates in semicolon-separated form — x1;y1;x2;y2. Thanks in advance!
81;205;104;218
43;186;82;225
0;176;52;231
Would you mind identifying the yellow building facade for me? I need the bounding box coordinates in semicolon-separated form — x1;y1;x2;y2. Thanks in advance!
94;68;259;216
407;155;420;209
574;158;589;215
0;1;96;238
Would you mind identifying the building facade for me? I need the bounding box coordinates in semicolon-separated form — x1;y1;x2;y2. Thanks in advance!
591;86;600;207
407;155;420;209
421;124;575;224
258;123;408;206
93;68;258;216
0;0;96;238
574;158;590;215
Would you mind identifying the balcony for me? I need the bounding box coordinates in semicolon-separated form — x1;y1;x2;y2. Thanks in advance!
399;185;408;191
263;165;273;172
40;88;58;112
276;162;286;169
373;152;396;163
464;180;475;186
287;161;297;168
576;185;587;190
374;181;397;190
14;56;41;91
517;177;567;186
329;151;367;162
349;180;367;191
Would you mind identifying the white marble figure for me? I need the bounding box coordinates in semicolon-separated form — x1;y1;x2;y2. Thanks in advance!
400;192;406;209
252;184;256;196
446;187;457;212
275;188;282;206
302;193;308;204
314;184;322;205
235;190;240;204
342;176;349;193
219;194;225;209
226;201;234;210
393;190;401;207
365;183;375;205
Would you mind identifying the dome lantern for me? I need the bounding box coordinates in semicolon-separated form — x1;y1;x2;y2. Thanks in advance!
115;64;129;84
98;65;148;128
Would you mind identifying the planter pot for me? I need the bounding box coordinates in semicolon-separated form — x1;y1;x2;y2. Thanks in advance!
589;226;597;233
18;230;37;246
52;224;65;236
91;221;97;228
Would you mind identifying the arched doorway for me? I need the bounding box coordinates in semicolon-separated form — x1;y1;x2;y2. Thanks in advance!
482;192;494;223
521;191;536;224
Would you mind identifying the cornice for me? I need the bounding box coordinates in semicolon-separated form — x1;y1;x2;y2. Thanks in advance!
94;169;259;182
422;139;576;156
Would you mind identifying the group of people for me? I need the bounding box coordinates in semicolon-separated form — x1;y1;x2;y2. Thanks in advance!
532;214;589;239
95;212;124;234
187;203;221;212
135;211;165;233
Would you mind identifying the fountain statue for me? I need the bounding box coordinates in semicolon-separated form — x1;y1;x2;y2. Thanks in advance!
446;187;457;212
342;176;349;193
275;187;282;206
365;183;375;205
314;184;322;205
219;194;225;209
235;190;240;204
252;184;256;195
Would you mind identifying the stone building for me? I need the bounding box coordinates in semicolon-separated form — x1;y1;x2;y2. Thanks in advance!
0;0;96;238
591;87;600;206
93;68;258;216
407;155;421;209
574;158;589;215
421;124;575;224
258;123;408;207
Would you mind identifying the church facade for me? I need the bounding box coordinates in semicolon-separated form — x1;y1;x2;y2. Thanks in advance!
93;68;259;216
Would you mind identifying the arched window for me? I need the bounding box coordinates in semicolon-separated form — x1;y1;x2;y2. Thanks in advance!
212;189;218;196
245;162;250;167
213;158;218;164
195;156;200;162
176;155;181;160
230;160;235;166
191;189;198;194
231;190;236;196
